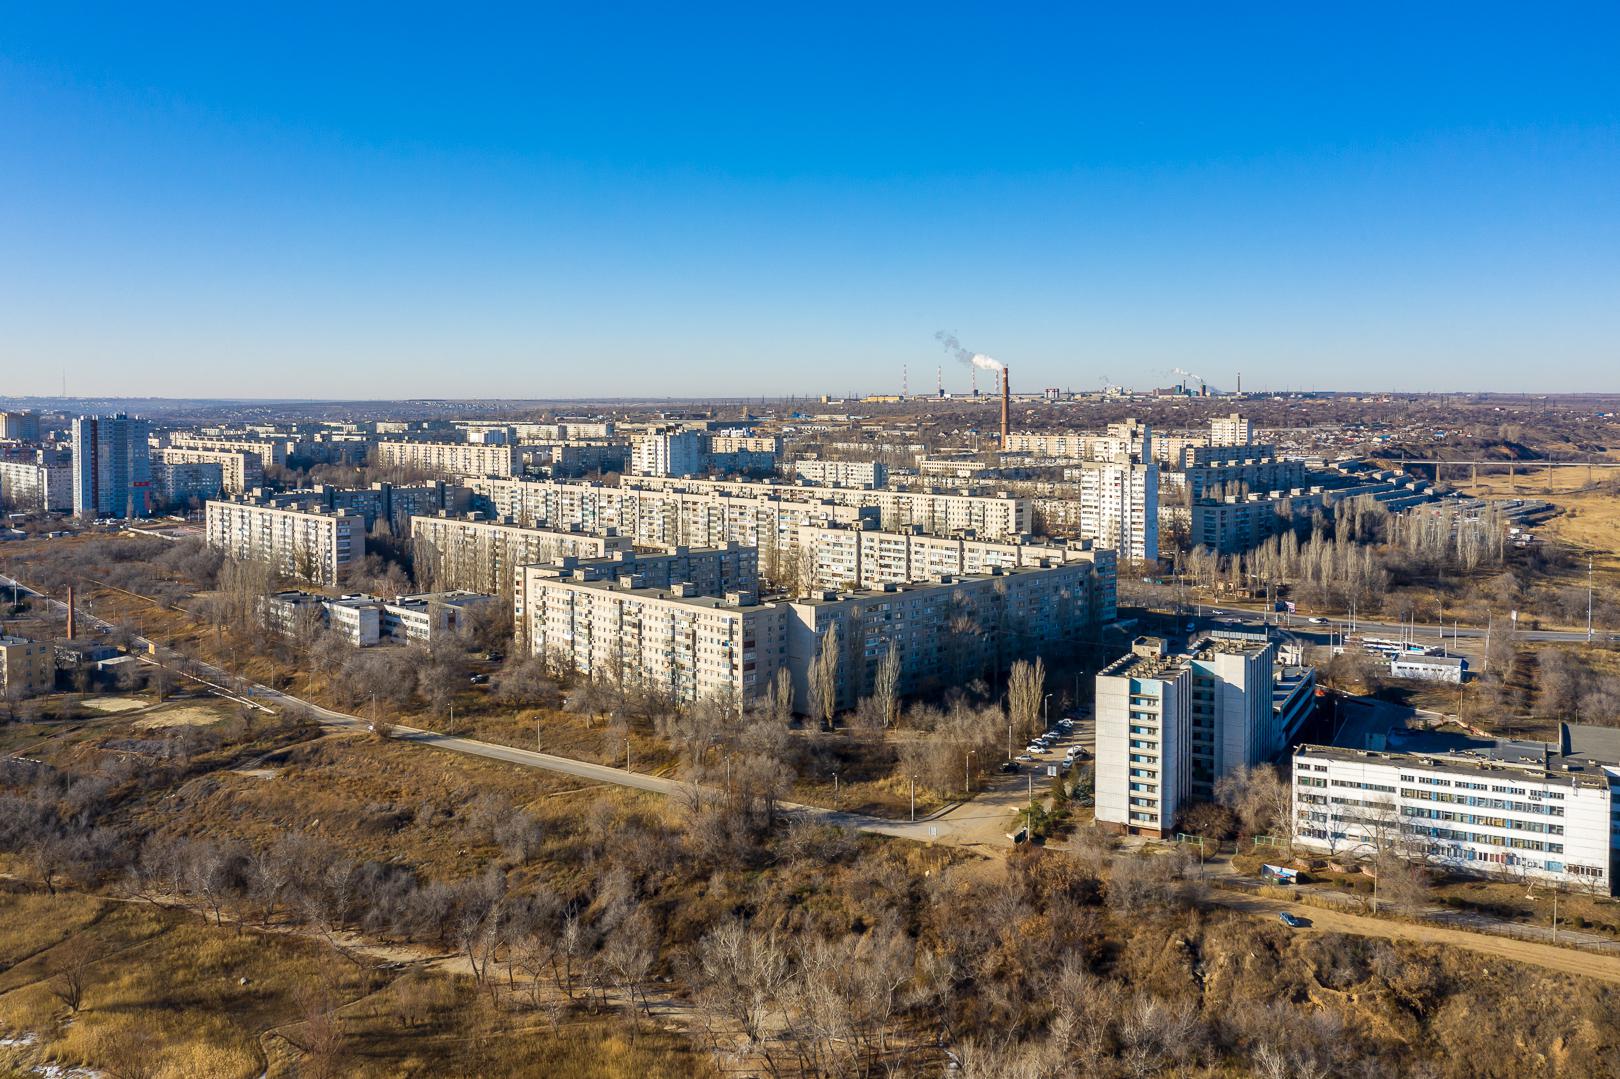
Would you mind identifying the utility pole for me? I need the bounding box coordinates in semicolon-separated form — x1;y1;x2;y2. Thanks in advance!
1588;556;1595;643
910;776;916;823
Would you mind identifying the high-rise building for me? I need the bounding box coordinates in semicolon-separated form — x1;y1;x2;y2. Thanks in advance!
71;414;153;518
0;410;42;442
204;500;365;585
1209;413;1253;446
1096;634;1310;836
630;430;706;477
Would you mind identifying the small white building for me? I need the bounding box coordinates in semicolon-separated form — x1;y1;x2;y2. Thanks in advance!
1389;653;1467;683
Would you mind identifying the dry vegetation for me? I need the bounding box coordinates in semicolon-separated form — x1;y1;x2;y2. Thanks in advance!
2;689;1619;1076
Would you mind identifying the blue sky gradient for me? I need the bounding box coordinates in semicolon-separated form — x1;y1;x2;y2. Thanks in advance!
2;5;1617;397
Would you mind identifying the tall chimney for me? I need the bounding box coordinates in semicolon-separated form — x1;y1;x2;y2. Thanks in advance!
65;585;75;641
1000;367;1010;450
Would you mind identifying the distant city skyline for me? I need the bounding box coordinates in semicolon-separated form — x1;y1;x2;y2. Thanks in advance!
3;8;1616;397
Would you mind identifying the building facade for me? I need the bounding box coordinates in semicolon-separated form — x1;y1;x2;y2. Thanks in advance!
409;514;633;595
1096;634;1307;836
0;635;54;698
1292;725;1618;894
152;458;225;504
0;457;72;512
152;446;263;494
205;500;365;585
793;459;888;488
374;440;519;478
72;414;153;518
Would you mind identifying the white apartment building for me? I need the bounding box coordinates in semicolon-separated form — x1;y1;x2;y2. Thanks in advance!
1209;413;1253;446
205;500;364;585
409;513;632;595
1040;459;1159;563
514;544;759;650
1096;634;1308;835
793;523;1116;619
463;478;877;566
1095;640;1193;838
1292;723;1619;894
522;574;788;705
1002;420;1152;463
622;475;1033;541
706;434;780;473
152;446;263;494
0;411;42;442
375;440;519;478
0;457;71;512
630;430;705;477
167;434;288;468
520;561;1098;712
793;459;887;488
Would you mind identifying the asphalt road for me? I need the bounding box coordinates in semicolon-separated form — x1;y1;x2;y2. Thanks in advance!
1187;601;1604;644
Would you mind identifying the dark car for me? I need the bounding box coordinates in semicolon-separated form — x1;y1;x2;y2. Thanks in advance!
1278;911;1308;929
999;760;1020;773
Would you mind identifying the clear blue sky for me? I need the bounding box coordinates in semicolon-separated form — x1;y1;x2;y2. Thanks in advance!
3;5;1617;398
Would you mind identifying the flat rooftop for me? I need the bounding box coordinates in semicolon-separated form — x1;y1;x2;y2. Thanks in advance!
1299;719;1620;786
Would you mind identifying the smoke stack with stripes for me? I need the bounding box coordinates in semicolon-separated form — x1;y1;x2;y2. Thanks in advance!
1000;367;1010;450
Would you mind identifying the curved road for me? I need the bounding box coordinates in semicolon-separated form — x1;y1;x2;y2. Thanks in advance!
12;571;1620;985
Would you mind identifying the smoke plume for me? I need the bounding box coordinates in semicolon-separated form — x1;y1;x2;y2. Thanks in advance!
935;330;1003;372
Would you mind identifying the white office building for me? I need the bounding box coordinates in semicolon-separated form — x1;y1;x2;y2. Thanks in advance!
1293;723;1620;895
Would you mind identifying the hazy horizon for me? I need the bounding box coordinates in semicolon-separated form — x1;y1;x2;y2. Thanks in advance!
4;8;1617;398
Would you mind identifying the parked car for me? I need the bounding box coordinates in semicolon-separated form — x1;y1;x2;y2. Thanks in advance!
999;760;1019;773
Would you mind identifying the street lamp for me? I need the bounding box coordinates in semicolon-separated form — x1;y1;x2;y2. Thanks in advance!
910;775;917;823
965;750;975;794
1043;693;1052;729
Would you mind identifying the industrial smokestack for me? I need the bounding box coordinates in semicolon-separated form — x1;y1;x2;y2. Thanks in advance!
65;585;75;641
1000;367;1010;450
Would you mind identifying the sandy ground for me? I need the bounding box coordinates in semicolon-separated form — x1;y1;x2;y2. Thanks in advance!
132;703;231;729
78;696;149;714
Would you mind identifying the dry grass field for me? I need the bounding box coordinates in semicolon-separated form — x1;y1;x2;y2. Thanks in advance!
0;885;710;1079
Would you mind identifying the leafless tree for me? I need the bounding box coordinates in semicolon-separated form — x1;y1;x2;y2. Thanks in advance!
810;622;840;729
1007;656;1046;743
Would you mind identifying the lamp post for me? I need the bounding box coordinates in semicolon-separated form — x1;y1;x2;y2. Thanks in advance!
965;750;974;794
1043;693;1052;730
910;775;916;823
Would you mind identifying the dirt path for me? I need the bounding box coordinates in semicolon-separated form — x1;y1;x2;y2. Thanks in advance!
1207;889;1620;984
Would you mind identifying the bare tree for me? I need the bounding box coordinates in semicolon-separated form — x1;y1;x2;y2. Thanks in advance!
50;936;96;1013
1007;657;1046;743
869;642;900;730
810;622;840;729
